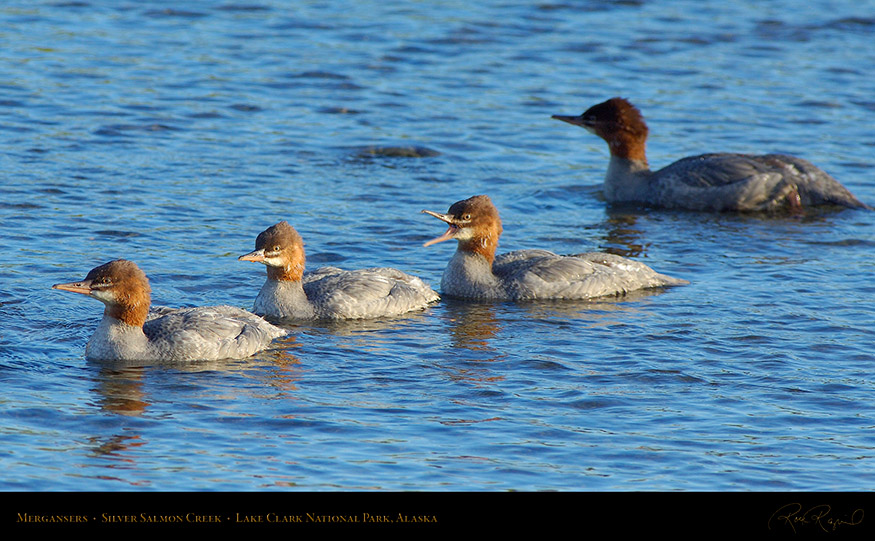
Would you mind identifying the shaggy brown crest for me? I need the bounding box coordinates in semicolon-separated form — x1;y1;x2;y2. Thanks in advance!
554;97;649;163
255;221;303;251
90;260;151;326
584;98;647;135
54;259;152;327
585;98;648;162
423;195;503;264
251;221;306;282
448;195;503;236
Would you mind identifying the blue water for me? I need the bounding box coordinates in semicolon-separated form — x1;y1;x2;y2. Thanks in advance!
2;0;875;492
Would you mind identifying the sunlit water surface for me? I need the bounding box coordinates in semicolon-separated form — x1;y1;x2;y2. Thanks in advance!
2;0;875;491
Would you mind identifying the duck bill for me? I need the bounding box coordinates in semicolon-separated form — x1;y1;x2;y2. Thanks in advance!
421;209;459;247
551;114;587;127
421;209;454;224
238;249;266;263
52;279;94;295
423;225;460;247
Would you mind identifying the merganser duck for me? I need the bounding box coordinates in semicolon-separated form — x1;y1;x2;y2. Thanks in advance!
52;259;286;362
238;221;439;319
421;195;687;300
553;97;870;211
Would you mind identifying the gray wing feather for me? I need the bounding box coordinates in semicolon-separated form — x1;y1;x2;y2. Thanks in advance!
654;153;868;210
494;250;687;300
303;267;439;319
144;306;286;360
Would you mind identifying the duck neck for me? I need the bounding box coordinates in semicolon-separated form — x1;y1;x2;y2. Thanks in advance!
266;259;304;282
86;314;150;360
458;234;497;266
255;276;316;318
603;154;653;203
105;298;149;328
442;243;503;298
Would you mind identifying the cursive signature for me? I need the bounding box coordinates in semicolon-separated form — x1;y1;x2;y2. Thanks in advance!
768;503;864;533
